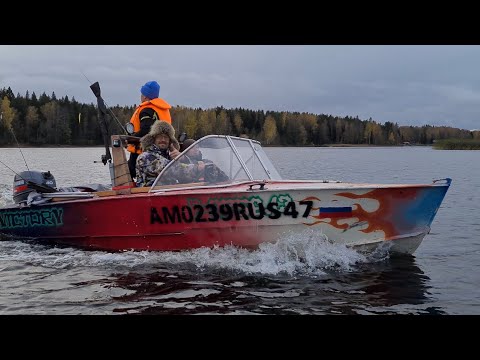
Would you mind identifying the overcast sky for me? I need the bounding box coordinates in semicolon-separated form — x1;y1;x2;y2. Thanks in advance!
1;45;479;130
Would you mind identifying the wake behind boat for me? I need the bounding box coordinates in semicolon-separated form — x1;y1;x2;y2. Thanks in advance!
0;83;451;255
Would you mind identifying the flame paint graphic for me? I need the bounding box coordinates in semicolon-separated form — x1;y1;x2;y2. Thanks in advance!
302;187;420;239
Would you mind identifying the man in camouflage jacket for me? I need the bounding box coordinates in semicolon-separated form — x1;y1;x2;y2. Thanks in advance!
135;120;181;187
136;120;209;187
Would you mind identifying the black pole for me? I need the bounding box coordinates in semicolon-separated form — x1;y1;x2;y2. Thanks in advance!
89;82;112;165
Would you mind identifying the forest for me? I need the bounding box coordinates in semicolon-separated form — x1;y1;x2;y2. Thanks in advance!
1;87;479;147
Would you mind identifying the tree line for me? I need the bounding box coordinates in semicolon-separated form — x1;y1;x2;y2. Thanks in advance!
1;87;479;147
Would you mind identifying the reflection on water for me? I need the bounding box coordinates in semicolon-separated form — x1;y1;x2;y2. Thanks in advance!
96;256;441;315
324;256;445;315
0;230;444;315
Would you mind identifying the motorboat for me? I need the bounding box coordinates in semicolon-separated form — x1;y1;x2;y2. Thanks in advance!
0;83;451;254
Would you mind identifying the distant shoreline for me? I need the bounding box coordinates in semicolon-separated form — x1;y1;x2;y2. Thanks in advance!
433;139;480;150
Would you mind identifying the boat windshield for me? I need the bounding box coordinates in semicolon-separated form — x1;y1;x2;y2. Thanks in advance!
151;135;282;187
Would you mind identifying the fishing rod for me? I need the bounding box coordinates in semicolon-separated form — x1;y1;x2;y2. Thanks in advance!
0;158;24;179
82;72;127;135
1;111;30;172
0;159;56;193
0;112;56;193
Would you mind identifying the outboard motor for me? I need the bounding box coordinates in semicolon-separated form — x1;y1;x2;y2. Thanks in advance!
13;170;56;204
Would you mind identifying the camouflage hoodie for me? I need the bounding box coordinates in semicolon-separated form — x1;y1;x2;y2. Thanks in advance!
135;121;180;187
135;144;171;187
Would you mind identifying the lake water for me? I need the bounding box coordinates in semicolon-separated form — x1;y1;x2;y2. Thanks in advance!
0;146;478;315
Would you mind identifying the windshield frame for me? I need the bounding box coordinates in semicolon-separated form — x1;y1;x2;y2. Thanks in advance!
149;135;281;191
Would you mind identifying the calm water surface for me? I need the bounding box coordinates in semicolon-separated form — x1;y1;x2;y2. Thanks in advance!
0;146;478;315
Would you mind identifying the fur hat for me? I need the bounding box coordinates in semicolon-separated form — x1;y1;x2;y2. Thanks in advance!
140;121;180;151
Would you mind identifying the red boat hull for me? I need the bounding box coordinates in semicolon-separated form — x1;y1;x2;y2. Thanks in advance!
0;180;451;253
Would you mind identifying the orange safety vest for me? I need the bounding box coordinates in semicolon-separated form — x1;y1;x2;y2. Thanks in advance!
127;98;172;154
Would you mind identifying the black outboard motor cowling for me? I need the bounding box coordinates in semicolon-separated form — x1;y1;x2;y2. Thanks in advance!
13;170;56;204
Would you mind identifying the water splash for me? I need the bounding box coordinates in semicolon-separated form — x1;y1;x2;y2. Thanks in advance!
0;184;13;207
0;229;376;277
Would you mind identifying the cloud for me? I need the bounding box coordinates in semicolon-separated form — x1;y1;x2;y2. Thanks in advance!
1;45;479;130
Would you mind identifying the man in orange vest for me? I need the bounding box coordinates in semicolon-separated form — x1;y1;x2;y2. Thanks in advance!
127;80;172;179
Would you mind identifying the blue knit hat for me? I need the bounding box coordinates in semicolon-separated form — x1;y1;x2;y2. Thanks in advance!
140;81;160;99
